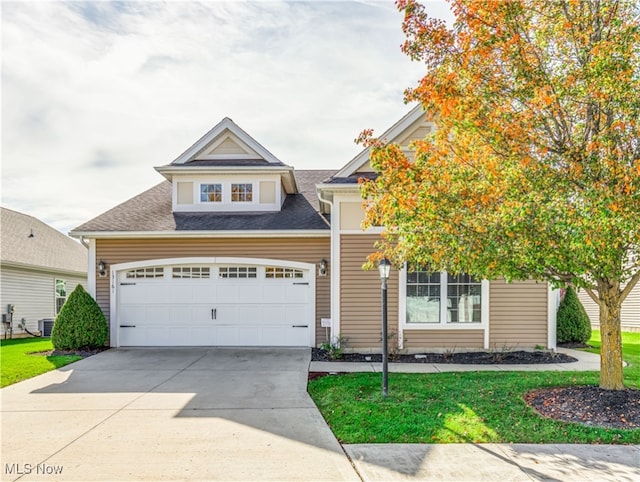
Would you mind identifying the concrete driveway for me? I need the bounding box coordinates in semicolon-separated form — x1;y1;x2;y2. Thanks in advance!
1;348;359;481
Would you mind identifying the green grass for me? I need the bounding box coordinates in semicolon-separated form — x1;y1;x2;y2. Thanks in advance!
1;338;82;387
308;331;640;444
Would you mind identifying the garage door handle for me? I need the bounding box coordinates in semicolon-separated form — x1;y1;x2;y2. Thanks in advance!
120;325;136;328
120;282;136;286
211;309;217;320
292;325;308;328
293;282;309;285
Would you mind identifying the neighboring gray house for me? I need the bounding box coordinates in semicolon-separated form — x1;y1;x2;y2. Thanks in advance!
1;207;88;337
578;287;640;333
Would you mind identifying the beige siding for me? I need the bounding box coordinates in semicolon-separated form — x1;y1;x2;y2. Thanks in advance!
95;237;330;345
397;124;432;146
0;266;86;335
206;136;249;156
339;234;398;349
577;286;640;331
340;202;365;230
489;279;548;348
403;330;484;349
259;181;276;204
177;182;194;204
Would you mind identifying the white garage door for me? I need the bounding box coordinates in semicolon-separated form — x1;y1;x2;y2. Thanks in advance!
116;263;312;347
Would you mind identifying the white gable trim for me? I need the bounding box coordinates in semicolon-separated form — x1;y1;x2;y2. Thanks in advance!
171;117;285;166
197;131;261;160
334;105;425;178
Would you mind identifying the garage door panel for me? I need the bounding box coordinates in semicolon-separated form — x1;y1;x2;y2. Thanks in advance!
216;284;239;302
190;327;216;345
119;285;141;304
261;327;284;346
261;305;285;323
192;305;215;323
237;305;261;323
117;262;311;347
287;285;309;303
284;305;307;324
263;284;287;303
145;305;172;323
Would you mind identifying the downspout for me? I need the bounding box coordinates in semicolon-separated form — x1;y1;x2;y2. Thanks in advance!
317;187;337;345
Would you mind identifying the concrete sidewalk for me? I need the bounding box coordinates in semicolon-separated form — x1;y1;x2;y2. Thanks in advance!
309;347;601;373
345;443;640;481
311;348;640;481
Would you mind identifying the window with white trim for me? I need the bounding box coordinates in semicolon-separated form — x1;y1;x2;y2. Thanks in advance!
231;183;252;202
172;267;211;279
219;266;257;278
200;183;222;203
265;267;304;279
55;279;66;314
406;269;482;324
126;267;164;279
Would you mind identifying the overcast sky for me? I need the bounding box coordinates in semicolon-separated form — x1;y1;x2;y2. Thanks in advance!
2;0;452;235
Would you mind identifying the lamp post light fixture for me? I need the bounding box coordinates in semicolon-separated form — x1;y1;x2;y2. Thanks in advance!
378;257;391;397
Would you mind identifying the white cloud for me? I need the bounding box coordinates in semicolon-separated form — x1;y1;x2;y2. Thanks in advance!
1;0;452;234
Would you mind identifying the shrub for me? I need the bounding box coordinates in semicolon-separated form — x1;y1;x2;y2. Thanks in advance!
52;284;108;350
556;285;592;344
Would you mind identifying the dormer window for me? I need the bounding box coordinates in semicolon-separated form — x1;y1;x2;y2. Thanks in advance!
231;183;253;202
200;183;222;203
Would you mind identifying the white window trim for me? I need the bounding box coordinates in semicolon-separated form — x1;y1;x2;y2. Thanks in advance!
399;267;489;330
171;175;282;212
55;279;67;314
199;183;223;203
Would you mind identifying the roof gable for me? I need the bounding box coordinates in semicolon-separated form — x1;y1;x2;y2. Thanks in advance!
333;105;429;178
171;117;286;166
1;207;87;274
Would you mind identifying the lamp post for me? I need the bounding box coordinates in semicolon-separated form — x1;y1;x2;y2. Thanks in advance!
378;257;391;397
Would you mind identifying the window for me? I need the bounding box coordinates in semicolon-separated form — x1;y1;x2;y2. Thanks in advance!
200;183;222;203
219;266;257;278
406;269;482;324
172;267;211;279
231;183;252;202
55;279;66;314
126;267;164;279
265;267;304;279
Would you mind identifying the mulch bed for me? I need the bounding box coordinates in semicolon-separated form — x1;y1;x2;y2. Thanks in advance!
31;347;109;358
525;386;640;430
311;348;577;364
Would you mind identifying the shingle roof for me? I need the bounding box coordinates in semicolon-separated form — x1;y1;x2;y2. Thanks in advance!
184;159;278;167
1;207;87;274
323;172;379;184
72;170;337;234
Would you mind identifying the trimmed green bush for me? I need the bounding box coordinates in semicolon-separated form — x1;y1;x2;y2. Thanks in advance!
52;284;108;350
556;285;592;344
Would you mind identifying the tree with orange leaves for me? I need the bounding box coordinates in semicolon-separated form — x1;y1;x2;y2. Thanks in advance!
361;0;639;390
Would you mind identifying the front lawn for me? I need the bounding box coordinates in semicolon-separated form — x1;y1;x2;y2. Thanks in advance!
308;331;640;444
0;338;82;387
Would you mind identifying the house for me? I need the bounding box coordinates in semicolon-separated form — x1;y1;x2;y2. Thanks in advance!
70;108;557;350
1;207;88;338
577;288;640;332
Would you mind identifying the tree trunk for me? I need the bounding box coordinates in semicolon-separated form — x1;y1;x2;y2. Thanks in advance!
598;281;625;390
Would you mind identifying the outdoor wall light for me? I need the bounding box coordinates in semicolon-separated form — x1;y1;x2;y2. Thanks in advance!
98;260;107;277
319;258;328;276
